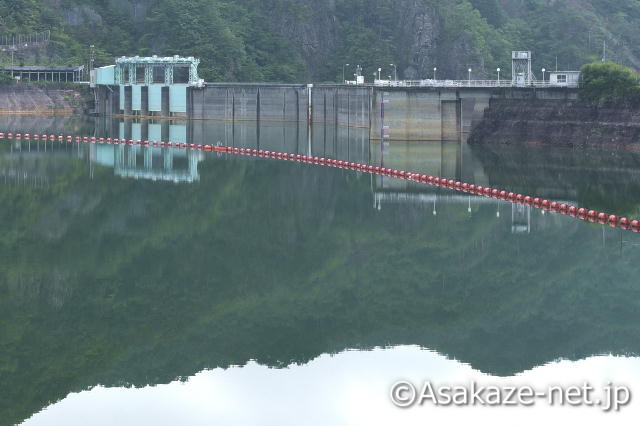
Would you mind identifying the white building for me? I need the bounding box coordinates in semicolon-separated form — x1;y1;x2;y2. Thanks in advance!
549;71;581;87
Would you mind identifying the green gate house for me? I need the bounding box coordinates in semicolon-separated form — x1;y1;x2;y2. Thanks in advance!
91;55;202;118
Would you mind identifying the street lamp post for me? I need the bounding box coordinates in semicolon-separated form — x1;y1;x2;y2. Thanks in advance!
390;63;397;81
497;68;501;85
342;63;350;83
468;68;472;85
541;68;546;84
433;67;437;80
377;67;382;80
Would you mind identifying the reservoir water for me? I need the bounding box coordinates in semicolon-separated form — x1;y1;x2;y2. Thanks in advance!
1;116;640;425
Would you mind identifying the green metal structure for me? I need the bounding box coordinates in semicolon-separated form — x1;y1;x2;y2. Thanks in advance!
91;55;201;116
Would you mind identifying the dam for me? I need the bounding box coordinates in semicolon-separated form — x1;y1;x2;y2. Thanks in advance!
91;56;578;141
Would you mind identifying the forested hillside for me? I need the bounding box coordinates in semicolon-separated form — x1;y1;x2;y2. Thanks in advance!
0;0;639;82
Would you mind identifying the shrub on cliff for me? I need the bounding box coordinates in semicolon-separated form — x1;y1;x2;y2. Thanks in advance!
580;62;640;105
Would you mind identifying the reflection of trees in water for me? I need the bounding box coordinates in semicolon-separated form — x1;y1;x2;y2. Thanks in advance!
1;151;640;425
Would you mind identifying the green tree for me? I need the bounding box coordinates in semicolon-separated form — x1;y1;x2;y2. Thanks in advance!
580;61;640;104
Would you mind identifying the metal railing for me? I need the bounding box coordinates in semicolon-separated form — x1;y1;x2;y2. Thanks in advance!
0;30;51;51
370;79;579;89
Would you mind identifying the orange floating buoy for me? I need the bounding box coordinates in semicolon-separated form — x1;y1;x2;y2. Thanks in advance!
204;145;212;151
569;206;578;217
550;201;560;212
619;217;631;230
608;215;618;227
578;208;587;219
631;220;640;233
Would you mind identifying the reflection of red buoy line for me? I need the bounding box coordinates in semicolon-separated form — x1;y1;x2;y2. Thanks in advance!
2;132;639;233
215;145;640;233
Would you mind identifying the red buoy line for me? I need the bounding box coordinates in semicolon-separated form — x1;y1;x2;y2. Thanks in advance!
1;131;638;233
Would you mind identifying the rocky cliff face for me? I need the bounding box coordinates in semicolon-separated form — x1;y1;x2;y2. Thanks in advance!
468;99;640;147
257;0;469;80
0;85;88;115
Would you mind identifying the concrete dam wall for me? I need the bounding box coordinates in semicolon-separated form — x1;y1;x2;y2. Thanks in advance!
94;83;578;142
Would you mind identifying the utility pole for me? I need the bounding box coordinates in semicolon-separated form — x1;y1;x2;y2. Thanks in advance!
11;35;14;77
90;44;95;72
602;40;607;62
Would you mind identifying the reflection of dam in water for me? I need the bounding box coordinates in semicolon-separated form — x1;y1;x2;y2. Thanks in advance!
3;117;640;235
96;144;202;183
95;116;375;164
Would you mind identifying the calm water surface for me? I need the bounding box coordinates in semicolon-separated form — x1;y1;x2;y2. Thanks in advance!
1;116;640;425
